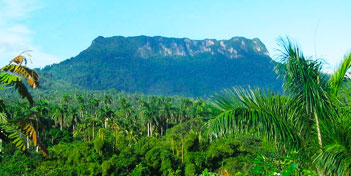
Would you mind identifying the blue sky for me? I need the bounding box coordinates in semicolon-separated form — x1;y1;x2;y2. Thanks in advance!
1;0;351;72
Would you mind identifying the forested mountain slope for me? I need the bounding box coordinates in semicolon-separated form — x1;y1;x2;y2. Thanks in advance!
40;36;282;96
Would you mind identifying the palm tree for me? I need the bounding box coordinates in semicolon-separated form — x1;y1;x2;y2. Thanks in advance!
139;98;154;137
159;97;174;135
87;98;100;117
208;38;351;175
67;105;81;132
314;58;351;175
103;95;113;108
98;106;114;128
76;94;86;119
119;97;133;118
179;99;194;123
52;104;69;131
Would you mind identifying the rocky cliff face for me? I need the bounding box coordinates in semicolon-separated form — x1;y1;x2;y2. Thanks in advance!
90;36;269;59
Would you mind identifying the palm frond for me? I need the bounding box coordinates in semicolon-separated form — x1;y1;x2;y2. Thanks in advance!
275;37;325;101
274;37;335;150
329;53;351;97
315;120;351;175
210;89;242;111
316;144;351;175
209;88;301;150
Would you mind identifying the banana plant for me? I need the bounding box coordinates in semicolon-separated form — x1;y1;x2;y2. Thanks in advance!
0;52;48;156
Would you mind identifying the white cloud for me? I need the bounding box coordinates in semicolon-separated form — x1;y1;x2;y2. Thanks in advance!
0;0;60;68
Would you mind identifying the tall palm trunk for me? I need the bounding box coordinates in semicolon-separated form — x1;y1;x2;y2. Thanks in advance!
105;118;108;128
150;122;153;136
314;111;324;176
36;131;40;152
92;122;95;139
314;111;323;149
147;123;150;137
148;122;153;137
26;136;30;149
60;115;63;131
166;118;169;130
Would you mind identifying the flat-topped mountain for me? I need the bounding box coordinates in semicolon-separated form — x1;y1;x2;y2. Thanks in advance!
40;35;282;96
90;36;269;58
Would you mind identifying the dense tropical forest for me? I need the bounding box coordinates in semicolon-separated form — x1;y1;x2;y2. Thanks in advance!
1;38;351;176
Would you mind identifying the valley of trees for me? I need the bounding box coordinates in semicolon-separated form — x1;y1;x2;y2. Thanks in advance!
1;38;351;175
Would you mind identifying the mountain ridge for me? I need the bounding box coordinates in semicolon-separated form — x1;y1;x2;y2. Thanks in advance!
89;35;270;59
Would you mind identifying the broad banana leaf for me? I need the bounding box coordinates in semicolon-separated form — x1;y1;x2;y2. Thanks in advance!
0;72;34;105
2;64;39;88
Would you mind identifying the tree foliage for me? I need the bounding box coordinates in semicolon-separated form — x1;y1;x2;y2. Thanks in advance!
209;37;351;175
